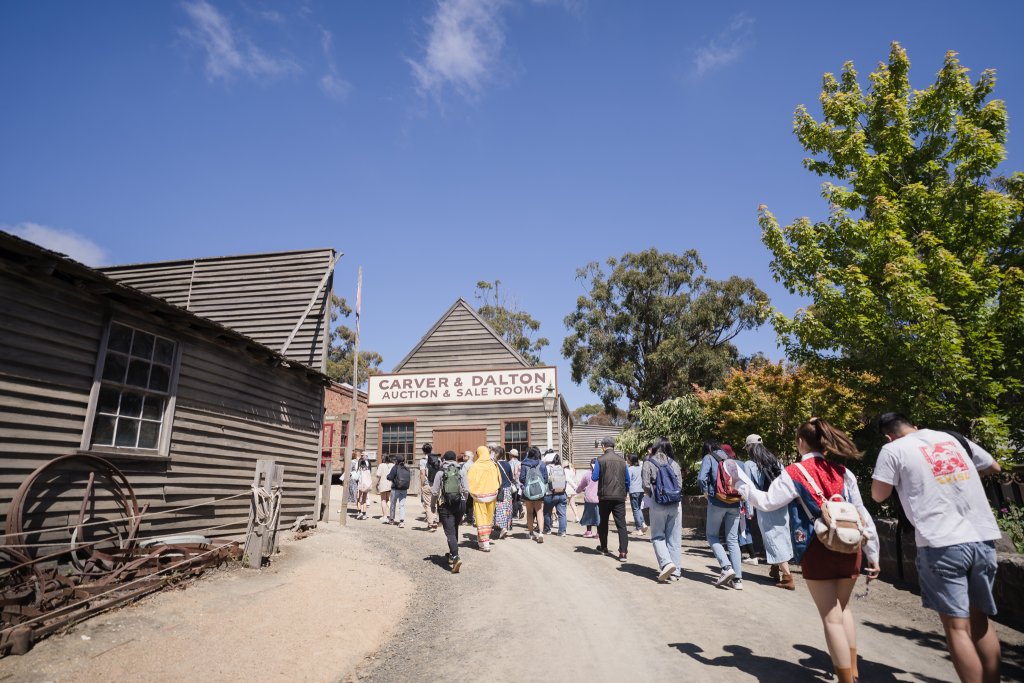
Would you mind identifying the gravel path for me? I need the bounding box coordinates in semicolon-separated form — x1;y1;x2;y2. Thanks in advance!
346;496;1024;683
5;492;1023;682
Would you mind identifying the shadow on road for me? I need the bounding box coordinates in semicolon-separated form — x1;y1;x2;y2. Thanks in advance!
863;620;1024;682
617;562;707;584
670;642;949;683
669;643;831;682
791;643;948;683
423;554;451;572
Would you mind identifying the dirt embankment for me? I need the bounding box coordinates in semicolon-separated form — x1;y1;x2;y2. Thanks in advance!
1;524;412;683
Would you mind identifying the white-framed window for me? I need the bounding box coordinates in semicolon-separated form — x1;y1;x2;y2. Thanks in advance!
83;321;180;455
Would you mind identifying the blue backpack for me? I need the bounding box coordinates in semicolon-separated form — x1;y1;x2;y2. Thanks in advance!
653;459;682;505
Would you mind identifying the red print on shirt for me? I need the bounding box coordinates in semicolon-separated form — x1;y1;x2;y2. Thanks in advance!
919;440;969;479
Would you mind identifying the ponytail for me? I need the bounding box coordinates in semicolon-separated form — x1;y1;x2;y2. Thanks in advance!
796;417;861;460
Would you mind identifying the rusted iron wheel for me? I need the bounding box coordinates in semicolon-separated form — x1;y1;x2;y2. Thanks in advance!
4;454;140;576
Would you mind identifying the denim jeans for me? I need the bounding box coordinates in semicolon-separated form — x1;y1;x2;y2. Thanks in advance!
706;503;742;578
543;493;568;534
390;489;408;522
650;501;681;576
629;491;645;530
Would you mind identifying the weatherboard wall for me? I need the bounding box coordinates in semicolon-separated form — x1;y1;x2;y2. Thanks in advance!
0;240;324;544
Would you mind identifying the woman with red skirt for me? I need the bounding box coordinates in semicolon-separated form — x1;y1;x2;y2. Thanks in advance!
739;418;880;683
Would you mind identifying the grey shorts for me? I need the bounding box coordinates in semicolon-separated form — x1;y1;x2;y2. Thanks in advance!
915;541;998;618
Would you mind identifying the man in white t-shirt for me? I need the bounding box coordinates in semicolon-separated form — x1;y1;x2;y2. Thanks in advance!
871;412;1002;683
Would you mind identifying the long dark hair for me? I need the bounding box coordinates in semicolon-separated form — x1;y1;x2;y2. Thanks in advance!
746;443;782;486
796;417;861;459
701;439;722;456
652;436;674;460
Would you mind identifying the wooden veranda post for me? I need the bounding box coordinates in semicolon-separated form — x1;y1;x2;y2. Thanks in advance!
338;267;362;525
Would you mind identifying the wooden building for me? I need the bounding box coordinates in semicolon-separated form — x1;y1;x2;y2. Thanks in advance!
322;381;368;470
0;232;335;539
364;299;571;477
571;423;625;469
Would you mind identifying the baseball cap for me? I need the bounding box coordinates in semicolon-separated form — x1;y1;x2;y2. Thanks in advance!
744;434;762;447
508;448;519;457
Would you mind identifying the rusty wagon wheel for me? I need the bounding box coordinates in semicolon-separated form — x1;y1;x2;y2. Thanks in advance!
4;454;141;577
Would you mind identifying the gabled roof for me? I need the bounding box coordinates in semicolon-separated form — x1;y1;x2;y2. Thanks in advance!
100;248;339;371
392;298;532;373
0;231;331;385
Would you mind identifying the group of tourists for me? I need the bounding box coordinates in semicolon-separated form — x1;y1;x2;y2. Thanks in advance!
696;415;1003;683
345;411;1004;683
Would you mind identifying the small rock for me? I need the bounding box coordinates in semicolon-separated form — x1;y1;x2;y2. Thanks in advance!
80;635;91;641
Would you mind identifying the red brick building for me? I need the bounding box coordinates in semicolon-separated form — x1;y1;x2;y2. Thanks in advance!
322;382;368;470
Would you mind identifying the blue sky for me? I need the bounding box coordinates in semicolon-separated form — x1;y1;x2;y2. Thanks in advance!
2;1;1022;410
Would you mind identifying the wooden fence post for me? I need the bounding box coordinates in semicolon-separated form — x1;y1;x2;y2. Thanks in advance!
320;460;333;522
243;459;276;569
268;463;284;556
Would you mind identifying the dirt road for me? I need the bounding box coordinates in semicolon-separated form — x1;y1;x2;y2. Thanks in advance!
5;493;1023;682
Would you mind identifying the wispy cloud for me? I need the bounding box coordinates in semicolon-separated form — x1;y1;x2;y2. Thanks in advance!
4;222;107;266
693;12;755;77
318;29;351;101
180;0;300;82
408;0;508;100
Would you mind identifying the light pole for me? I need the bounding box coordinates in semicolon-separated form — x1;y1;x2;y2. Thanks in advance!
542;383;556;451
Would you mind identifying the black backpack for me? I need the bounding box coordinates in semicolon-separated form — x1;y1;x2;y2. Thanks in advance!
393;463;411;490
426;454;442;485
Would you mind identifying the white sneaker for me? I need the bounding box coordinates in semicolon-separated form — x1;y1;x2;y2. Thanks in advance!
658;563;677;583
733;579;744;590
742;556;760;565
715;567;736;587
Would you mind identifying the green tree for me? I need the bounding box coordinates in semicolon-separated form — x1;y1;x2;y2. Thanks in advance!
475;280;549;365
571;402;627;427
694;360;877;461
562;248;769;413
759;43;1024;457
616;395;712;491
326;293;383;387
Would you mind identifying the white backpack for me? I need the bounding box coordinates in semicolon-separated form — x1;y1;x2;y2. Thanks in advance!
793;462;867;554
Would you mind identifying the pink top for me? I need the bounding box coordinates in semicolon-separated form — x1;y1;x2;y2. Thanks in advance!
576;471;599;504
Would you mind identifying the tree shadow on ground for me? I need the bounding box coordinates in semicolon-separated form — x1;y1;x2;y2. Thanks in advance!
862;621;1024;682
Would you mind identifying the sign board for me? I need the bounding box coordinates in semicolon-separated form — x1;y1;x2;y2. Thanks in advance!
368;367;557;406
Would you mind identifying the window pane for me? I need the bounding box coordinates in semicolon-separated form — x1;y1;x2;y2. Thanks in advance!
149;364;170;392
126;359;150;388
154;338;175;365
108;324;133;353
131;331;155;359
138;421;160;449
102;352;128;383
115;418;140;447
382;423;413;462
92;415;116;445
120;391;144;417
142;396;163;420
97;387;120;415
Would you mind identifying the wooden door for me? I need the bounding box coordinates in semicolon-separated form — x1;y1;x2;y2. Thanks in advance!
432;428;488;457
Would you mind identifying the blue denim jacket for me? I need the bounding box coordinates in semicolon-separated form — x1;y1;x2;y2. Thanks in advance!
698;452;740;509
